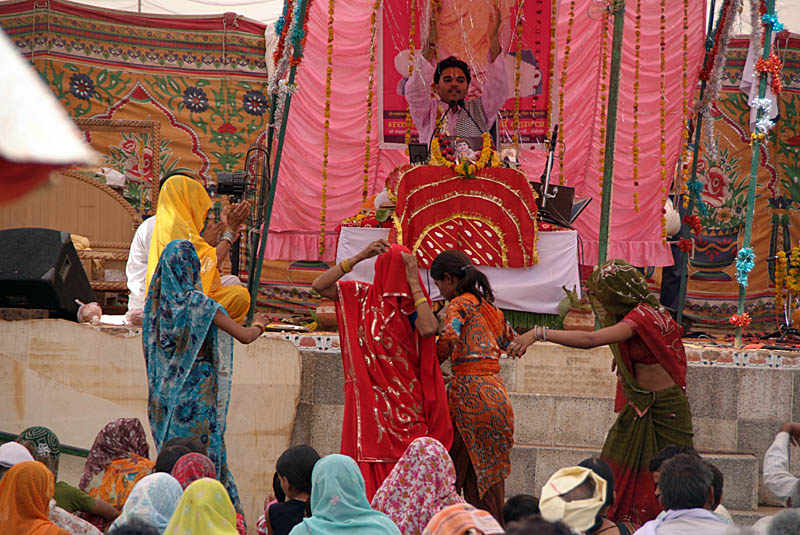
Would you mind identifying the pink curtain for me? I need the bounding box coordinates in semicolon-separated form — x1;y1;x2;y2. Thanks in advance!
266;0;706;267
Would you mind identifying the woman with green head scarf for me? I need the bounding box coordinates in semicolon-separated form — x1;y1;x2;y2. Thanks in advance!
16;426;120;525
509;260;692;527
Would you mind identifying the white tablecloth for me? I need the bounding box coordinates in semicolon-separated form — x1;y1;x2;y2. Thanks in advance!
335;227;580;314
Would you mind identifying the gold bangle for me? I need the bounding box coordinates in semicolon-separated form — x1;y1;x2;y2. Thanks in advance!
414;296;428;308
340;258;352;273
253;322;266;334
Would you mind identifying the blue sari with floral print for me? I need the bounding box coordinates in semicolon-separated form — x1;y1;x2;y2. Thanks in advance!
142;239;240;512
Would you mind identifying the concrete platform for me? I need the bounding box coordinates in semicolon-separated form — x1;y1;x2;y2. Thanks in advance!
4;320;800;531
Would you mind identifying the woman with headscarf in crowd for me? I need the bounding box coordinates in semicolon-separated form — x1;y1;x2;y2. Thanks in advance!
0;461;69;535
146;174;251;324
510;259;692;526
288;454;400;535
422;503;505;535
106;472;183;535
372;437;465;535
145;239;270;527
578;457;635;535
78;418;154;530
430;250;517;524
16;426;119;525
165;478;239;535
312;240;452;500
171;452;217;489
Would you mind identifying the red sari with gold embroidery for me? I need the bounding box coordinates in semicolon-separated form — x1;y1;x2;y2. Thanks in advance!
335;245;452;500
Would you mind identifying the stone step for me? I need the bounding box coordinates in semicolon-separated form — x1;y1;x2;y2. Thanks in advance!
506;445;759;513
729;506;783;527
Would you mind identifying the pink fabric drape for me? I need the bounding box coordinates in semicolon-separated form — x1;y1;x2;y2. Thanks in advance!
267;0;706;267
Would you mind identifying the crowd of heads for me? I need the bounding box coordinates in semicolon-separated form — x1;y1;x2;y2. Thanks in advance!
2;422;799;535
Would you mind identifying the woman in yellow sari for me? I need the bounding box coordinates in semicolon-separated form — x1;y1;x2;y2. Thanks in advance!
146;174;251;323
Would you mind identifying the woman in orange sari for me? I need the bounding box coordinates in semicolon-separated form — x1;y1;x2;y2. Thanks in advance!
0;461;69;535
312;240;452;500
146;174;251;323
431;249;516;525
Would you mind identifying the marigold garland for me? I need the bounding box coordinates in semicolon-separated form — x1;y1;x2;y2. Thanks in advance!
512;6;524;148
318;0;336;255
548;0;557;181
658;0;668;240
789;246;800;294
631;0;641;213
430;132;495;177
557;0;576;185
361;0;382;202
679;0;690;210
597;11;610;188
775;249;787;308
404;0;419;149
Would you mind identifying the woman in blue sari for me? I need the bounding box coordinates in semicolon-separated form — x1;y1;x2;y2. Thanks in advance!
143;239;267;522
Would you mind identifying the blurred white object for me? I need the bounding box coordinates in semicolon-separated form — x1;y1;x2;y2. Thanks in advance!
100;167;127;188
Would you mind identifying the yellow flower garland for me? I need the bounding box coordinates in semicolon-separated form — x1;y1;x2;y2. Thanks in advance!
319;0;336;255
361;0;381;202
557;0;576;186
404;0;418;150
512;6;524;148
430;132;495;177
598;12;609;187
632;0;641;213
788;247;800;294
658;0;668;240
775;250;787;308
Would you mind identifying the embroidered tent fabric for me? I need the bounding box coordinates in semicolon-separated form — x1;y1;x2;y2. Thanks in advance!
682;36;800;330
0;0;269;217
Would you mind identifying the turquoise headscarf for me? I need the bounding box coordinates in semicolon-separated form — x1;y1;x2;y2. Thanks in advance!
288;454;400;535
107;472;183;534
143;239;240;512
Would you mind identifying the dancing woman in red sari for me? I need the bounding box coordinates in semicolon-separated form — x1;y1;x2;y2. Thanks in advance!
313;240;452;500
510;260;692;527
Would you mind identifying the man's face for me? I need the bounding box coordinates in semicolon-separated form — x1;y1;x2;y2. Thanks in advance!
435;66;468;104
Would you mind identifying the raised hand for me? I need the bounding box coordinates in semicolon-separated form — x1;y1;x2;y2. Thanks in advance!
224;200;251;230
359;239;391;260
401;251;420;282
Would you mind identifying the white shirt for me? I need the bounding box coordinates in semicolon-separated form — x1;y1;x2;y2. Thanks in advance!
764;431;799;504
125;216;156;311
633;508;732;535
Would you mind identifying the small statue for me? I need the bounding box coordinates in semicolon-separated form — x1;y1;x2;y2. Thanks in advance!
75;299;102;325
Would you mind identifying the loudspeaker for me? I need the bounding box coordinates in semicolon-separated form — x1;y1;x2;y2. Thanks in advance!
0;228;96;321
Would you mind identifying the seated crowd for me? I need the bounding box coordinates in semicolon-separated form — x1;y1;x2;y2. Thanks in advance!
1;420;799;535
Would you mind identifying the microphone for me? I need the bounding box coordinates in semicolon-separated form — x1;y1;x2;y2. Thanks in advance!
428;99;460;150
456;99;486;134
549;124;559;148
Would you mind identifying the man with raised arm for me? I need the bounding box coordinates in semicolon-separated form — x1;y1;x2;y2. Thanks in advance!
405;2;510;145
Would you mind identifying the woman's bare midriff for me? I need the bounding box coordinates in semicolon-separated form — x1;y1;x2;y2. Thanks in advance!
633;362;676;392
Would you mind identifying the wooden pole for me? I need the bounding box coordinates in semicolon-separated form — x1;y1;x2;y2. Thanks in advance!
597;1;626;264
734;0;776;347
246;0;310;325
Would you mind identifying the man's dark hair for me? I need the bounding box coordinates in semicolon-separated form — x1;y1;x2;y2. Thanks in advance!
503;494;540;525
504;515;572;535
708;463;724;509
153;445;191;474
434;56;472;85
272;471;286;503
163;436;206;455
659;454;713;511
275;445;320;494
648;445;700;473
579;457;614;508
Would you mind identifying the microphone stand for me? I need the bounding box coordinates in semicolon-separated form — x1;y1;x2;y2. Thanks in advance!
428;101;459;156
539;124;559;210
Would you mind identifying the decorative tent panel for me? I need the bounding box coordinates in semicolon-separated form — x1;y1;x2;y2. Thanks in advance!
683;36;800;330
0;0;269;217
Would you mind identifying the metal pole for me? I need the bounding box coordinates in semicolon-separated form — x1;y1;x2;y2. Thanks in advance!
245;0;309;325
676;0;717;324
734;0;776;347
597;1;626;264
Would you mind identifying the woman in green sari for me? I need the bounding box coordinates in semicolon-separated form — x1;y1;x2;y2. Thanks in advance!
510;260;692;526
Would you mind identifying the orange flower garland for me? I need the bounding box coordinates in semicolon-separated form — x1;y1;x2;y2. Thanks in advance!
680;0;691;209
319;0;336;255
512;5;524;148
597;11;609;188
658;0;668;240
361;0;382;202
404;0;419;149
631;0;641;213
557;0;576;186
548;0;557;181
775;250;787;308
430;132;496;177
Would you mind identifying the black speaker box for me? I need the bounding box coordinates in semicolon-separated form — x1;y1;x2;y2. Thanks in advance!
529;181;575;227
0;228;96;321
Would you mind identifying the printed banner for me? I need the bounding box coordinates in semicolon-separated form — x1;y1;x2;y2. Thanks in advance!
380;0;553;148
